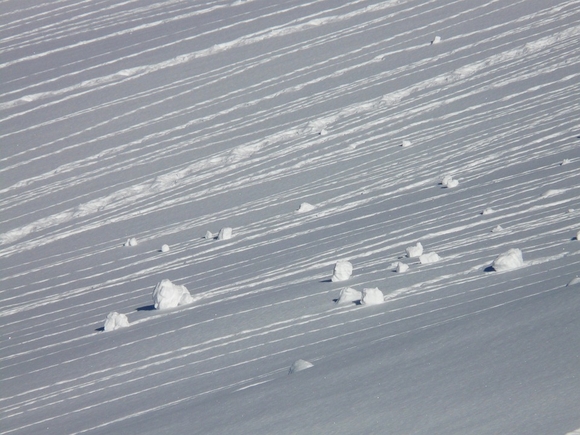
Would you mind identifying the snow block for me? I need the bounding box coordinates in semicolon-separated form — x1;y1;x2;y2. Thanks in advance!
218;227;233;240
482;207;494;215
103;312;129;332
491;248;524;272
567;277;580;287
360;288;384;305
204;230;214;240
406;242;423;258
289;359;313;374
431;35;442;44
124;237;138;247
152;279;194;310
401;139;412;147
491;225;504;233
393;261;409;273
336;287;362;304
331;260;353;282
575;230;580;240
297;202;316;213
161;244;170;252
419;252;440;264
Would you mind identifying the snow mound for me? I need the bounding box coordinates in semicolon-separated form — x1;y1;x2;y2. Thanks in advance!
319;128;328;136
491;225;504;232
566;277;580;287
204;230;214;240
360;288;384;305
541;188;567;198
336;287;361;304
482;207;494;215
392;261;409;273
406;242;423;258
124;237;138;247
152;279;194;310
491;248;524;272
218;227;233;240
103;312;129;332
288;359;313;374
431;35;442;44
441;175;459;188
160;244;170;252
296;202;316;213
561;158;571;165
331;260;353;282
575;230;580;240
401;139;412;147
419;252;441;264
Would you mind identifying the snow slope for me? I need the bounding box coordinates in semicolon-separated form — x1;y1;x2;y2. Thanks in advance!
1;0;580;433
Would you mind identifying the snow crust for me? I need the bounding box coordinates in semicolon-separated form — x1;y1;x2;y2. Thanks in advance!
152;279;194;310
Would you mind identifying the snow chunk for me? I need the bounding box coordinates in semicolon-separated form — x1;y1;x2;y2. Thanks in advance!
204;230;214;240
103;312;129;332
401;139;412;147
575;230;580;240
331;260;353;282
152;279;194;310
431;35;442;44
289;359;313;374
481;207;494;215
392;261;409;273
124;237;138;247
441;175;459;188
218;227;233;240
360;288;384;305
319;128;328;136
160;244;170;252
567;277;580;287
336;287;362;304
561;158;571;166
491;248;524;272
419;252;441;264
541;189;567;198
297;202;316;213
406;242;423;258
491;225;504;233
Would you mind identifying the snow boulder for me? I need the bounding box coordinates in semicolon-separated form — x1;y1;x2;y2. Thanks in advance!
218;227;233;240
160;244;170;252
392;261;409;273
297;202;316;213
289;359;313;374
567;277;580;287
103;312;129;332
336;287;362;304
204;230;214;240
491;225;504;232
406;242;423;258
360;288;384;306
124;237;138;247
331;260;353;282
419;252;441;264
152;279;194;310
491;248;524;272
441;175;458;188
481;207;494;215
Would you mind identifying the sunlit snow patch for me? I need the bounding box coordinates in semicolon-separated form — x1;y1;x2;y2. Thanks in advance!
331;260;353;282
152;279;194;310
360;288;384;305
297;202;316;213
124;237;138;247
218;227;233;240
288;359;313;374
103;312;129;332
406;242;423;258
491;248;524;272
336;287;362;304
419;252;441;264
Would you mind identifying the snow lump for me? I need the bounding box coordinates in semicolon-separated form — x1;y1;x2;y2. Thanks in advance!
289;359;314;374
419;252;441;264
360;288;384;306
103;312;129;332
406;242;423;258
152;279;194;310
218;227;233;240
297;202;316;213
491;248;524;272
124;237;138;247
336;287;362;304
331;260;353;282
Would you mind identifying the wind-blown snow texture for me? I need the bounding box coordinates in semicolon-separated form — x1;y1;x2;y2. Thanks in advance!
2;1;580;434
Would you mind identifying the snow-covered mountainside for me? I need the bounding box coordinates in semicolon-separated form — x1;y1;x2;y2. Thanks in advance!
2;0;580;433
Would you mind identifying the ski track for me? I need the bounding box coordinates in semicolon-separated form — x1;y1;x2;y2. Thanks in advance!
1;0;580;434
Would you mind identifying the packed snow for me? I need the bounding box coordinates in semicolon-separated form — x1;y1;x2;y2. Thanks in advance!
2;0;580;434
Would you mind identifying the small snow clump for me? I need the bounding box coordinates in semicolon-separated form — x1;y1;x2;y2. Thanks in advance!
419;252;441;264
152;279;194;310
491;248;524;272
161;244;170;252
204;230;214;240
218;227;233;240
406;242;423;258
567;277;580;287
336;287;362;304
360;288;384;305
103;312;129;332
431;36;442;44
482;207;494;215
491;225;504;232
331;260;353;282
401;140;412;147
392;261;409;273
297;202;316;213
575;230;580;240
561;159;571;165
441;175;459;188
319;128;327;136
124;237;138;247
289;359;313;374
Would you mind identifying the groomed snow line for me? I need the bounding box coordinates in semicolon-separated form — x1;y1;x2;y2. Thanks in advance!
491;248;524;272
331;260;353;282
103;312;129;332
152;279;194;310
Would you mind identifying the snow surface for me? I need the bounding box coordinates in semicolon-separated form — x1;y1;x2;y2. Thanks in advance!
2;0;580;434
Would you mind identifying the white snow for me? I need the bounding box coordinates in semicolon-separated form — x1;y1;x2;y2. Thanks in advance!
401;139;412;147
567;277;580;287
288;359;313;374
331;260;353;282
441;175;459;188
296;202;316;213
161;244;170;253
218;227;233;240
492;225;504;232
491;248;525;272
204;231;214;240
103;312;129;332
406;242;424;258
431;36;442;44
336;287;362;304
2;1;580;434
152;279;194;310
575;230;580;241
482;207;494;215
360;288;385;306
392;261;409;273
124;237;138;247
419;252;441;264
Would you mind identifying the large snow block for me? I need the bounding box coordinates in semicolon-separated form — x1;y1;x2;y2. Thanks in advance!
103;312;129;332
331;260;353;282
360;288;384;306
152;279;194;310
336;287;362;304
419;252;440;264
406;242;423;258
491;248;524;272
